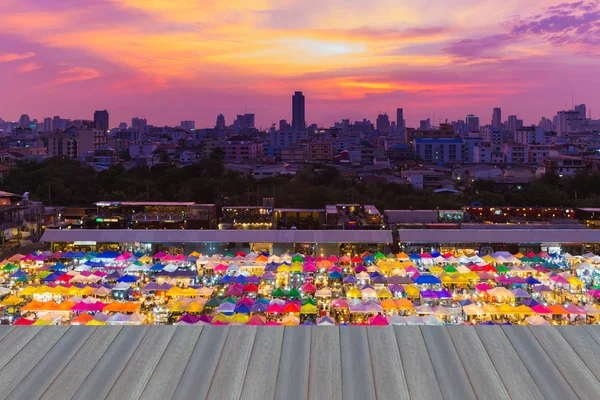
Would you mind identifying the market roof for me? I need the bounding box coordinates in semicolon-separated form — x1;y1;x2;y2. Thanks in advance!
1;326;599;399
40;229;394;244
399;228;600;244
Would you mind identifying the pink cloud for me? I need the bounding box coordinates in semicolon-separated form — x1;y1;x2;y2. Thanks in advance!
0;51;34;62
17;62;41;72
43;66;100;86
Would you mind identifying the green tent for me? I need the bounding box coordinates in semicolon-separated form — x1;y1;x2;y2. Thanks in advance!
2;264;18;272
496;265;510;273
445;266;458;273
35;270;52;279
205;298;221;307
223;296;238;304
373;252;386;260
291;255;304;263
386;253;396;259
272;287;287;297
302;298;317;306
287;287;301;298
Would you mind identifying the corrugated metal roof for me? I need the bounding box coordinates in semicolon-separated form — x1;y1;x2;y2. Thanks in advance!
40;229;393;244
399;228;600;244
0;326;598;399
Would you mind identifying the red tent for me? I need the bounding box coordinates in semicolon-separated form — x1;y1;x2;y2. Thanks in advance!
13;318;35;325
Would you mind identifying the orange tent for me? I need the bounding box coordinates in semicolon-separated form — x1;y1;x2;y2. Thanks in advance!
72;313;95;324
547;304;570;315
103;302;141;313
395;298;414;310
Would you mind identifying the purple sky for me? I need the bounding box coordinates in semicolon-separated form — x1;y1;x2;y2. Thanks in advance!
0;0;599;128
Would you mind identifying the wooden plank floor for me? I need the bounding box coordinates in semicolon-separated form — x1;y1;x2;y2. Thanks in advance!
1;326;599;400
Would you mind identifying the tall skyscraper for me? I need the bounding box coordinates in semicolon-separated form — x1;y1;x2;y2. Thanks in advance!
396;108;405;135
215;114;225;129
465;114;479;132
419;118;431;130
94;110;109;132
131;117;147;134
575;104;587;120
507;115;518;131
376;113;390;133
43;117;53;131
492;107;502;129
292;91;306;130
19;114;31;128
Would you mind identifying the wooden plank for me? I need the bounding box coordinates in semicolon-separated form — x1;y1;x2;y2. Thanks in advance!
172;326;229;400
308;327;342;400
240;326;284;400
139;326;203;400
366;327;410;399
474;327;543;400
106;325;176;400
206;326;257;400
0;326;68;398
529;326;600;399
393;326;443;400
5;326;95;400
71;326;149;400
501;326;577;400
40;326;122;400
340;326;376;400
0;326;42;370
557;326;600;382
583;325;600;346
446;327;510;400
420;327;477;400
274;326;311;400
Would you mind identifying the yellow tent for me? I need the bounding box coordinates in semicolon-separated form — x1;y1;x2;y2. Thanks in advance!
482;255;496;264
450;274;470;285
300;304;318;314
33;319;54;326
138;255;152;263
567;276;584;286
189;251;201;257
18;286;37;296
186;302;205;313
515;305;535;315
497;304;518;314
481;304;501;315
404;284;421;298
1;295;23;306
346;288;361;298
290;263;303;273
376;288;393;299
463;272;481;282
229;314;249;324
86;319;107;326
429;266;444;274
278;264;291;273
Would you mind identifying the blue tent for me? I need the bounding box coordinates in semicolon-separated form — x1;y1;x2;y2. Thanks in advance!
117;275;139;283
431;252;441;258
458;299;473;306
84;260;104;268
63;251;76;258
344;276;357;284
97;251;120;259
233;303;251;313
150;263;165;271
409;253;421;260
41;272;62;282
234;275;248;283
9;270;28;279
413;275;441;285
362;255;375;263
49;262;66;271
526;276;541;285
220;275;233;284
328;271;343;279
250;302;268;313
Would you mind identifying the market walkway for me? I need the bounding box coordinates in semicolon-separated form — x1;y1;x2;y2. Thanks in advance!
0;326;599;400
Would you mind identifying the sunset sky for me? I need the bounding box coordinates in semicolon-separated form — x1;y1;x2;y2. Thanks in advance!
0;0;599;128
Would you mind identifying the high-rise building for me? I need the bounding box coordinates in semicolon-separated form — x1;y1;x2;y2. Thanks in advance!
180;120;195;130
43;117;52;131
215;114;226;129
19;114;31;128
556;110;582;136
376;113;390;133
465;114;480;132
419;119;431;130
131;117;147;134
93;110;109;132
292;91;306;130
507;115;518;131
234;114;255;130
52;116;70;130
538;117;553;132
575;104;587;120
492;107;502;129
396;108;405;135
118;122;128;129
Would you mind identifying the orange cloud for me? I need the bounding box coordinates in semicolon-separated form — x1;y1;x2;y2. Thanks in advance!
44;67;100;86
18;62;41;72
0;52;34;62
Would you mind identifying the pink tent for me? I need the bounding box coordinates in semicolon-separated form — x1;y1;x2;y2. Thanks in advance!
226;284;244;297
332;298;349;308
175;254;187;262
301;283;316;293
267;302;284;314
531;304;551;314
247;315;266;325
328;255;339;263
587;289;600;298
153;251;168;259
303;263;316;273
369;315;389;325
565;304;586;314
114;253;131;262
214;264;228;273
265;321;281;326
550;275;570;285
475;283;492;291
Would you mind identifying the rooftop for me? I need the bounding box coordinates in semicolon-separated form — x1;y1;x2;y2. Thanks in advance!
0;326;598;400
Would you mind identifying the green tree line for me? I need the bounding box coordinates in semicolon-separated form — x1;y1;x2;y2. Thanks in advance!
2;158;600;210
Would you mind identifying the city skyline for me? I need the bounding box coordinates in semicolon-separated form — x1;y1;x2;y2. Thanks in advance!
0;1;599;127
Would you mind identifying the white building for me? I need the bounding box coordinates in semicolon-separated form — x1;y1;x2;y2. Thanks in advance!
503;144;529;164
514;125;546;145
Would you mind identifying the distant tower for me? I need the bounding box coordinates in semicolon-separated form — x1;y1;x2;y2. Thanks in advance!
19;114;31;128
292;91;306;130
94;110;109;131
376;113;390;133
466;114;480;132
396;108;405;135
215;114;225;129
492;107;502;129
